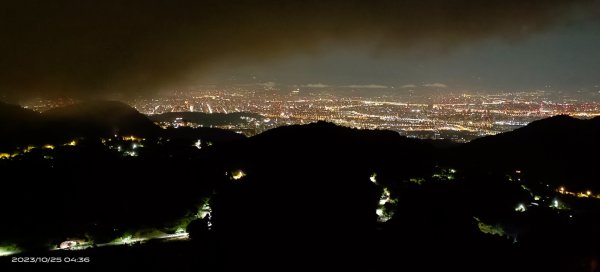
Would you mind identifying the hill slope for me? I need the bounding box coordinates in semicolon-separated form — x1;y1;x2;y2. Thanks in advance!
458;115;600;189
42;100;160;138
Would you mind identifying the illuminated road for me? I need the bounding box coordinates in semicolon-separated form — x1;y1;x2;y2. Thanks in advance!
56;233;190;251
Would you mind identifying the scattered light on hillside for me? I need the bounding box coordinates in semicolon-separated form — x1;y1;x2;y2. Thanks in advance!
231;170;246;180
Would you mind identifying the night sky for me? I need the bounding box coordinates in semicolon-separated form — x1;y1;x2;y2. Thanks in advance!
1;0;598;100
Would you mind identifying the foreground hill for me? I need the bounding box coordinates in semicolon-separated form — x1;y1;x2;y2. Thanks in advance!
42;100;161;138
1;104;600;271
203;122;438;269
458;115;600;190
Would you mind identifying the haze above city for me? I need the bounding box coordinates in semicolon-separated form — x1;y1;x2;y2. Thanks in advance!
1;1;600;102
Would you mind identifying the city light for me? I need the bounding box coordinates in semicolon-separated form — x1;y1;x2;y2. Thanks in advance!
122;136;143;141
370;173;377;184
557;187;599;199
124;151;137;157
127;89;600;142
231;170;246;180
65;140;77;146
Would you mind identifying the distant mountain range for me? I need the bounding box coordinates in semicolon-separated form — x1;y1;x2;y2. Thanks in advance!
43;101;161;137
1;100;599;188
0;101;243;149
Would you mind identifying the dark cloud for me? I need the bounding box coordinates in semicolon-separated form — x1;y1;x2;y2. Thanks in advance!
0;0;594;99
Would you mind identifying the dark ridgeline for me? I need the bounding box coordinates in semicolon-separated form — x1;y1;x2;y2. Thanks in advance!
0;101;159;150
42;101;161;139
0;101;599;272
0;101;44;148
207;121;434;270
457;115;600;190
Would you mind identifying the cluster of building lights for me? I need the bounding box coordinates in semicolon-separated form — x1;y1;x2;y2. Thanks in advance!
558;187;599;199
126;89;600;142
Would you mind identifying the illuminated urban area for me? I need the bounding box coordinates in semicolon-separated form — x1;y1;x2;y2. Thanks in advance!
23;88;600;142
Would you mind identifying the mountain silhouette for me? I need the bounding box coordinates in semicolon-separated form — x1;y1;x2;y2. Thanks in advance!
208;121;435;268
0;101;44;148
459;115;600;189
1;109;599;271
42;100;160;139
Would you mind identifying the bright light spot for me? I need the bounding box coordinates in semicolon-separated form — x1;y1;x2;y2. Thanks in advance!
553;199;559;208
379;188;391;205
534;196;541;201
122;136;143;141
121;235;132;244
43;144;55;149
65;140;77;146
197;199;212;219
59;240;78;249
449;169;457;174
193;139;202;149
24;145;36;152
559;187;565;193
515;204;526;212
0;153;10;159
515;170;521;174
231;170;246;180
176;228;186;234
376;187;395;222
0;246;19;256
587;190;592;196
132;144;138;149
370;173;377;184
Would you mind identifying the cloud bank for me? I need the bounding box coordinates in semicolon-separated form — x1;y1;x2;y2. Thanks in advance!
0;0;593;100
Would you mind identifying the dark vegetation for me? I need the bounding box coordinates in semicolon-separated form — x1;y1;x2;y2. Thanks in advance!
1;101;599;271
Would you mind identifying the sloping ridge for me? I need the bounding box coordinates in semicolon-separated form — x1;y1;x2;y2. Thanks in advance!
42;100;160;138
0;101;43;147
460;115;600;189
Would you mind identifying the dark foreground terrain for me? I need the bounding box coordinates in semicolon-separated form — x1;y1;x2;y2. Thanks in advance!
1;101;599;271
